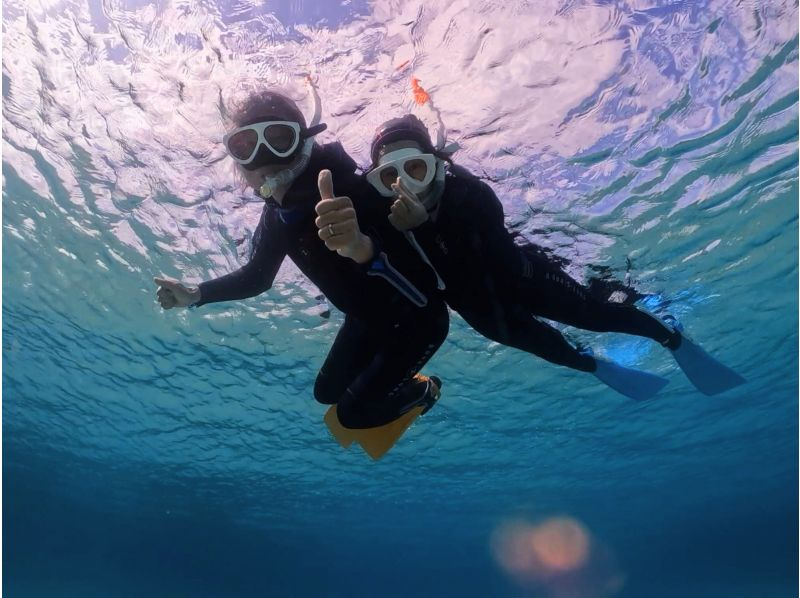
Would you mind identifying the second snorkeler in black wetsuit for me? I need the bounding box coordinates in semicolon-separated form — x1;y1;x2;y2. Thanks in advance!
154;87;448;429
366;112;744;399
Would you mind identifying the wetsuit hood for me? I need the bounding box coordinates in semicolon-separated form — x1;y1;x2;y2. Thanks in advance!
370;114;437;167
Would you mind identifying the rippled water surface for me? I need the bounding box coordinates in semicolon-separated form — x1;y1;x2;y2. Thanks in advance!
3;1;798;596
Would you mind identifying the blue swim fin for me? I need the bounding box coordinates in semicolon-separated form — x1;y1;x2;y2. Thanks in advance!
586;351;669;401
665;318;745;396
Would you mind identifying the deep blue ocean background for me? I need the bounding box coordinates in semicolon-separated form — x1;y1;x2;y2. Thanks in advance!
3;0;798;596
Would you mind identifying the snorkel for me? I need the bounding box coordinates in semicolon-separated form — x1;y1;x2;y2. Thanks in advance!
369;79;458;211
259;77;324;200
414;79;459;210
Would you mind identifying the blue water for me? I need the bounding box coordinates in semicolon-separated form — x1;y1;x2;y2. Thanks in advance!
3;0;798;596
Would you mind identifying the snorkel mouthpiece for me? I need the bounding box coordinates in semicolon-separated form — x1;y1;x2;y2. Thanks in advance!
260;180;275;199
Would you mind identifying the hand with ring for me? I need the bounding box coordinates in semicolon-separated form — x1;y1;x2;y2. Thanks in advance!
315;169;374;264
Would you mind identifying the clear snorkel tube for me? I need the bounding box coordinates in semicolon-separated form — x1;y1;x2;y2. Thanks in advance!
411;77;459;157
409;78;457;204
259;76;324;199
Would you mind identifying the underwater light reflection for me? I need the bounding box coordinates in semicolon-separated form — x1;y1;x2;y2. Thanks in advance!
491;516;625;597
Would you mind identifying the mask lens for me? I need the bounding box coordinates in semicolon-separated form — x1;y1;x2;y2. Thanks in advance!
264;124;298;153
380;166;399;190
227;128;259;161
403;158;429;181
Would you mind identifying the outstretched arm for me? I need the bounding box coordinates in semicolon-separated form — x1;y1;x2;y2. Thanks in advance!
155;206;287;309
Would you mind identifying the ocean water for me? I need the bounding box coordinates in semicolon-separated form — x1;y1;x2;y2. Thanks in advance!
2;0;798;596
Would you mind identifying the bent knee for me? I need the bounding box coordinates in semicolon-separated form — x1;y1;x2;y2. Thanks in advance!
313;374;341;405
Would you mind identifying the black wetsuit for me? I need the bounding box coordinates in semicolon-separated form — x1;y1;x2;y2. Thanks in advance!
197;143;448;427
405;164;677;372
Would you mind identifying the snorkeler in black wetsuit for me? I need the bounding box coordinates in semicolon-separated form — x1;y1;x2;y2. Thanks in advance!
366;114;745;399
154;90;447;430
405;161;678;369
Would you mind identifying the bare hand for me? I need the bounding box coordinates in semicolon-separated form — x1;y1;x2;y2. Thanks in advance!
388;177;429;231
154;277;201;309
315;169;374;263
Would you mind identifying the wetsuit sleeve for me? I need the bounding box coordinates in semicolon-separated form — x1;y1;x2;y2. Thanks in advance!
195;206;286;306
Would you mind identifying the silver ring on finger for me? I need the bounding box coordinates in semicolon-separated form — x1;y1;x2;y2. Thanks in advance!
328;223;335;237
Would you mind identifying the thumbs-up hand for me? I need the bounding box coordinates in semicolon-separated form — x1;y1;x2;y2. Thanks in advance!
315;169;374;264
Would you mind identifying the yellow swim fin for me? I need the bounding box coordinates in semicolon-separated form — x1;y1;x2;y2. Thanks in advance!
323;375;442;460
356;404;426;460
323;405;356;448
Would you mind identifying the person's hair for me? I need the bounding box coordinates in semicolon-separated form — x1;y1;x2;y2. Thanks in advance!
222;81;306;129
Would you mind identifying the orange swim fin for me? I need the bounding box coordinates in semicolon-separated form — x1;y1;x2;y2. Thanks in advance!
323;375;442;460
323;405;356;449
356;405;427;460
